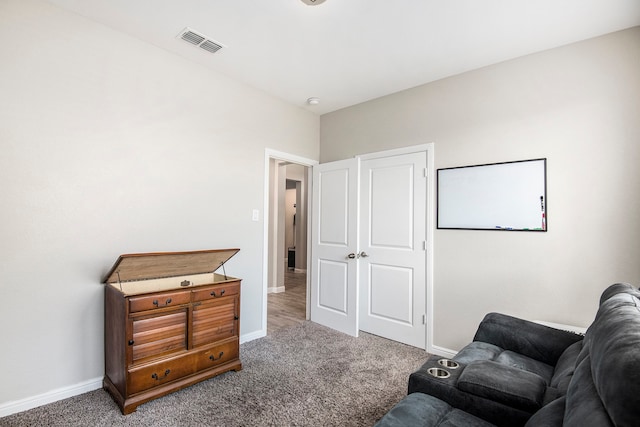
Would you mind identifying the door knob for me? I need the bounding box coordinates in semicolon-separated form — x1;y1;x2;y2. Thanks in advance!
347;253;357;259
359;251;369;258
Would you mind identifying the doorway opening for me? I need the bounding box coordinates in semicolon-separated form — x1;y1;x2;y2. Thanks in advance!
264;151;316;335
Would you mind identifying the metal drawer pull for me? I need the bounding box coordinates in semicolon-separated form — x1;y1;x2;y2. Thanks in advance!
151;369;170;380
210;289;226;297
152;298;172;307
209;352;224;361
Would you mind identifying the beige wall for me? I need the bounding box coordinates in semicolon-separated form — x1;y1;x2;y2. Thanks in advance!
0;0;318;406
320;27;640;352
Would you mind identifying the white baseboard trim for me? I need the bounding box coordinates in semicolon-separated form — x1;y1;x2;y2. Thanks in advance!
267;286;286;294
0;376;103;417
428;344;458;359
1;329;270;417
240;329;266;344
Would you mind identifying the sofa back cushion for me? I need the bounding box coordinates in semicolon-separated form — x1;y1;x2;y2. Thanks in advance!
549;340;582;394
564;291;640;426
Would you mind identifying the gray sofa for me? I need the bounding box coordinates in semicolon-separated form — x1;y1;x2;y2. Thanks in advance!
375;283;640;427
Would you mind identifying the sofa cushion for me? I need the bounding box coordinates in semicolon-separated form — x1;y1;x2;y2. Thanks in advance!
454;342;554;385
563;356;613;427
454;341;503;364
495;351;553;383
524;396;566;427
566;292;640;426
374;393;495;427
457;360;547;413
549;340;582;393
472;313;582;366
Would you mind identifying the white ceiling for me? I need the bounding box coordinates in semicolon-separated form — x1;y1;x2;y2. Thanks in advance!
47;0;640;115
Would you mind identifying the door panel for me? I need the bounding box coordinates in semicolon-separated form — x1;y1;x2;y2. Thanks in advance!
318;260;348;313
318;169;349;245
359;152;426;348
369;264;413;324
310;158;359;336
369;165;414;249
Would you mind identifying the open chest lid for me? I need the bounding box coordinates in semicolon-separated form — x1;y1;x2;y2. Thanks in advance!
103;248;240;284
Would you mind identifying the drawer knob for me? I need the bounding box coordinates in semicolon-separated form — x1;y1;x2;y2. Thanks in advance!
151;369;171;380
128;340;134;346
209;351;224;361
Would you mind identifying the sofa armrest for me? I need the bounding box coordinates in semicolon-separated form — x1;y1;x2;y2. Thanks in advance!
473;313;583;366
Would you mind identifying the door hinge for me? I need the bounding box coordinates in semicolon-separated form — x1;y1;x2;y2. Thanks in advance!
422;314;426;325
423;167;427;178
422;241;427;251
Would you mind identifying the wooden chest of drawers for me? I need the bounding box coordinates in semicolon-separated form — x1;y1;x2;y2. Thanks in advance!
103;249;241;414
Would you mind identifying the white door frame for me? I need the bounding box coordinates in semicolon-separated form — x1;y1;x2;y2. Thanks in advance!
260;149;318;339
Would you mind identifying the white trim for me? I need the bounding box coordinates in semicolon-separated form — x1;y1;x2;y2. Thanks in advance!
265;149;318;167
0;377;103;417
268;286;286;294
429;345;457;360
424;144;437;356
263;149;318;339
356;143;433;161
240;329;266;344
533;320;587;335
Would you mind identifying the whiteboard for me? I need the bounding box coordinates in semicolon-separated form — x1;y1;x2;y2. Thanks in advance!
437;158;547;231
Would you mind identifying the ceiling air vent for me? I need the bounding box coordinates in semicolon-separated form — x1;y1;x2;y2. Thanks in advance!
178;28;224;54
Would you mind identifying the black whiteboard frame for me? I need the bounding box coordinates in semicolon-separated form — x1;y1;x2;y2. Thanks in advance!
437;158;547;232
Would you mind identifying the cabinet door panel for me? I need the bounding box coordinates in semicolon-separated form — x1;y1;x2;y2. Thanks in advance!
131;309;188;362
192;297;238;347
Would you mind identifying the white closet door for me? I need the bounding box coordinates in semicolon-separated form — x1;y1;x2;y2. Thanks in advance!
359;152;427;348
310;158;359;337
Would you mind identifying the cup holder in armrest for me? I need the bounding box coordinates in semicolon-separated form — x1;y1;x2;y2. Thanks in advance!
427;367;450;378
438;359;460;369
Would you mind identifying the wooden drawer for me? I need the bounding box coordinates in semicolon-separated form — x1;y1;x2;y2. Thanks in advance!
194;338;239;372
128;352;196;395
192;281;240;303
129;290;191;313
127;339;239;395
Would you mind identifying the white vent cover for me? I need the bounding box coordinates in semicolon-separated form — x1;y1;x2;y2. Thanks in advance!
178;28;224;54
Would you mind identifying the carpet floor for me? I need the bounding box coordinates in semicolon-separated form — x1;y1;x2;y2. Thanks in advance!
0;322;427;426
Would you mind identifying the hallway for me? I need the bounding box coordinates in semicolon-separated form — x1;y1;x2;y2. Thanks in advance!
267;270;306;334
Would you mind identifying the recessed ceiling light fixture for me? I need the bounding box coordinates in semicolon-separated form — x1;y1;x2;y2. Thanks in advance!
307;97;320;105
300;0;326;5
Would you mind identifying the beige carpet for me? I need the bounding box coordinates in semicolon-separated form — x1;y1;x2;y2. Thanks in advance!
0;322;428;426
